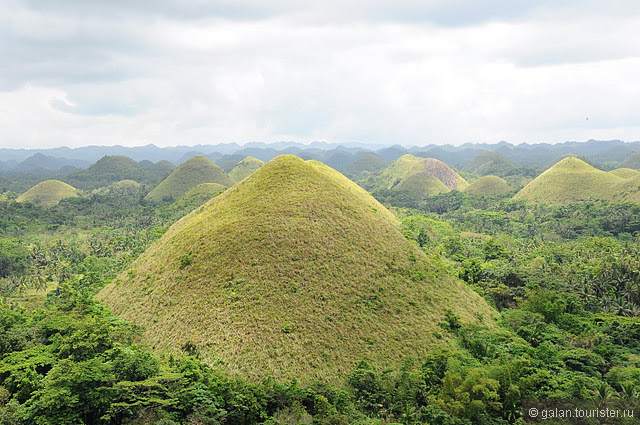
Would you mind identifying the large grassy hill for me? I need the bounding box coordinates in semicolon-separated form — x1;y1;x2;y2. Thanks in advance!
513;157;640;204
380;155;468;192
229;157;264;182
97;155;493;382
464;175;513;196
145;156;233;202
16;180;79;207
65;155;155;189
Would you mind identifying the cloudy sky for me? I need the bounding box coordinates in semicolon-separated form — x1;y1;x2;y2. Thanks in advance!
1;0;640;148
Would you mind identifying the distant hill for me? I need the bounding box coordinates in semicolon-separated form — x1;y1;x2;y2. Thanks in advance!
380;155;468;194
463;151;513;175
16;180;79;207
17;153;89;171
140;160;176;181
464;175;513;196
98;180;144;198
65;155;155;189
344;153;387;180
513;157;640;204
621;152;640;170
392;172;450;197
229;157;264;182
97;155;493;382
145;156;233;202
173;182;227;211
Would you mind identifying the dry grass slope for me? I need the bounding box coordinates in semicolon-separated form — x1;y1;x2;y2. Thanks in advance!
513;157;640;204
229;157;265;182
393;173;450;197
97;155;494;382
174;182;226;210
17;180;79;208
621;152;640;170
464;176;512;196
145;156;233;202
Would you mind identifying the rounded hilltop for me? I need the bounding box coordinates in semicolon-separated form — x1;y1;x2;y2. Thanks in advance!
513;157;640;204
17;180;79;208
229;156;265;182
97;155;493;382
145;155;233;202
464;175;512;196
380;155;468;197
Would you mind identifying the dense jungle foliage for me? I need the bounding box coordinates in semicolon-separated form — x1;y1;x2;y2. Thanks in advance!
1;183;640;425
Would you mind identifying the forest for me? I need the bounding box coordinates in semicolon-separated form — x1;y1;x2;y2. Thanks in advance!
1;147;640;425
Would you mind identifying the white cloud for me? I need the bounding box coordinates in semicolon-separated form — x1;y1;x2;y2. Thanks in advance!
1;1;640;148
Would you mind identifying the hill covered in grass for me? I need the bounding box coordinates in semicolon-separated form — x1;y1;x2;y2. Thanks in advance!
229;157;264;182
16;180;79;207
173;182;226;210
513;157;640;204
463;151;514;175
464;175;513;196
65;155;155;189
621;152;640;169
344;153;387;180
98;180;144;198
392;172;450;197
379;155;468;192
97;155;493;382
145;156;233;202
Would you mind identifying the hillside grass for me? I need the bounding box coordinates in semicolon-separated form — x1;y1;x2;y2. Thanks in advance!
229;156;265;182
145;155;233;202
173;182;226;210
65;155;155;189
464;175;513;196
16;180;79;208
513;157;636;204
393;172;450;197
98;155;494;383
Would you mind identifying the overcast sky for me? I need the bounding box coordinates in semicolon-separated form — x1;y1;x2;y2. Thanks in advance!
1;0;640;148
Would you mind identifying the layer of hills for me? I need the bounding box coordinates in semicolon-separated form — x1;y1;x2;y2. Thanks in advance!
464;176;513;196
145;156;233;202
16;180;79;208
513;157;640;204
64;155;161;189
97;155;493;382
229;157;264;182
374;155;469;198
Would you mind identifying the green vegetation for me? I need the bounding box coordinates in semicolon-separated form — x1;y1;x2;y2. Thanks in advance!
229;157;265;182
172;182;226;210
16;180;79;208
3;148;640;424
145;156;233;203
463;151;513;175
464;175;512;196
393;173;450;197
98;155;493;382
513;157;640;204
621;152;640;169
343;153;387;180
65;156;156;190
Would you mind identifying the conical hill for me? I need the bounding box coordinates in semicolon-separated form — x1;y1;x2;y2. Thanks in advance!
513;157;624;204
464;176;513;196
145;156;233;202
65;155;154;189
229;156;264;182
97;155;493;382
381;155;468;192
17;180;79;208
